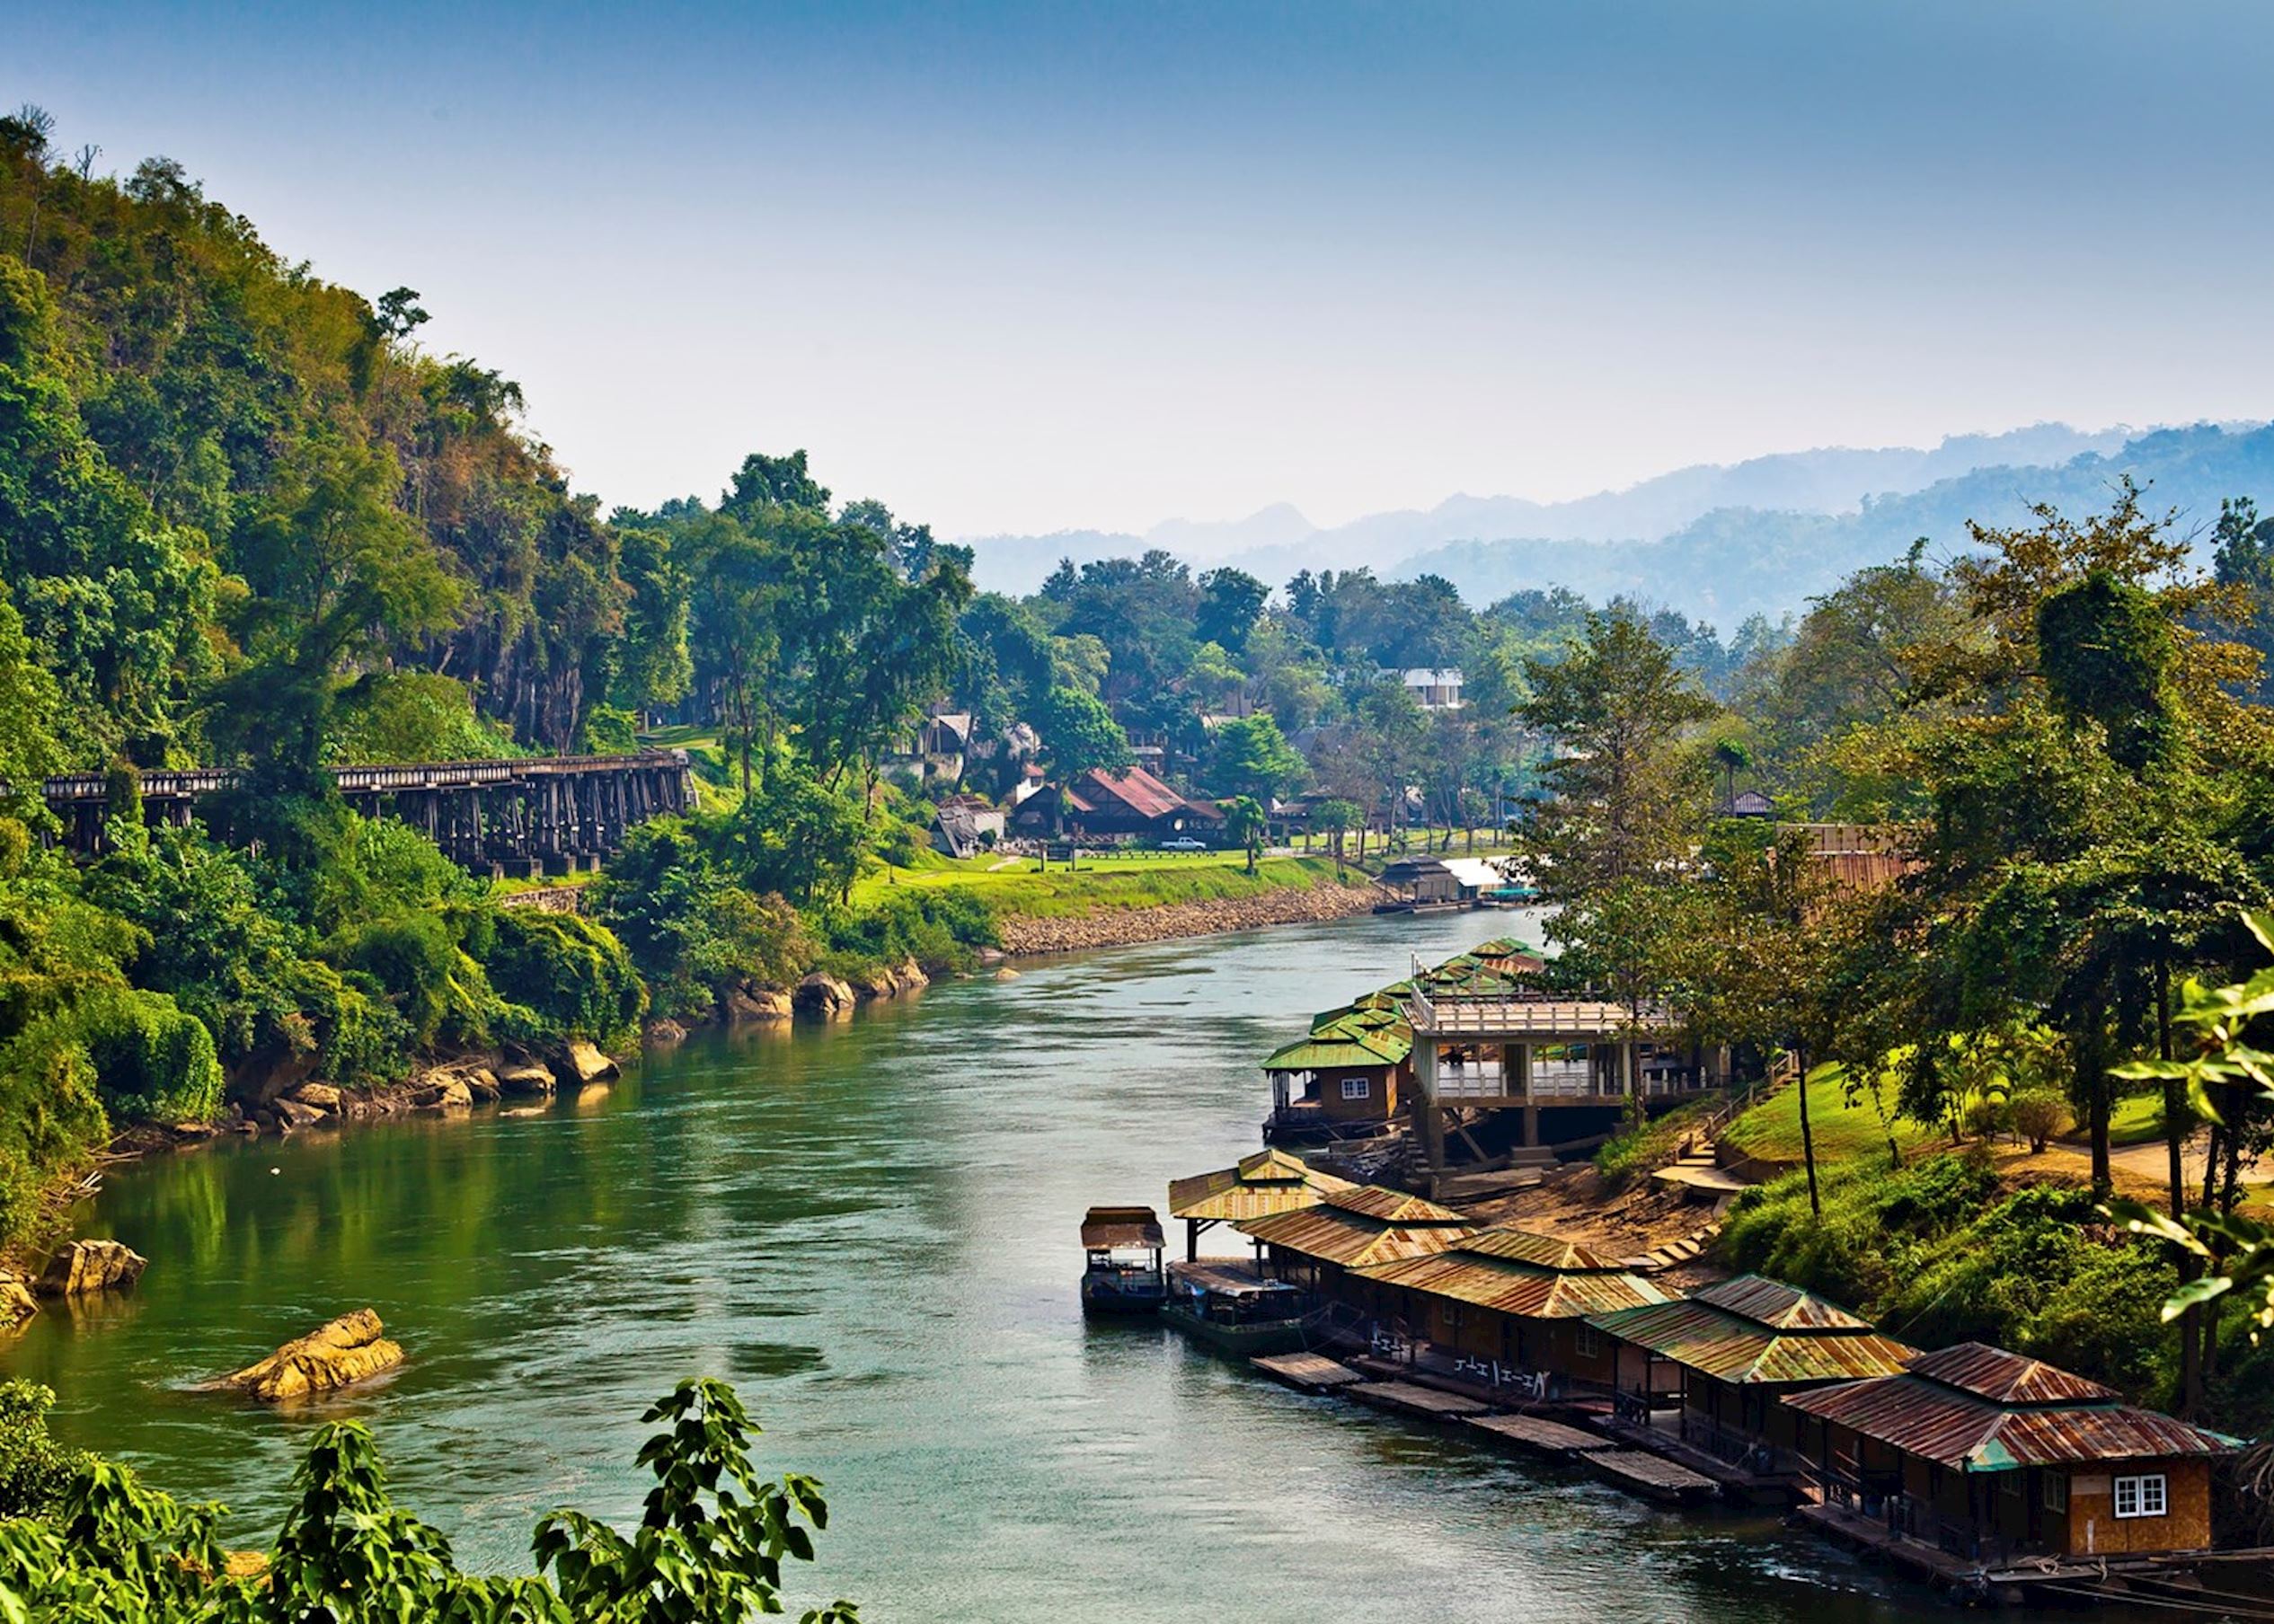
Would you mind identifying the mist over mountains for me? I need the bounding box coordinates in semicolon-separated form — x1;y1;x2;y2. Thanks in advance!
959;422;2274;626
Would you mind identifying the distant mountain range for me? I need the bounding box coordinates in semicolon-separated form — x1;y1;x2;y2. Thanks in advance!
957;421;2274;625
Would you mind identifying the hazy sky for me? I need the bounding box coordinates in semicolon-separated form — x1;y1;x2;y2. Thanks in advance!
18;2;2274;535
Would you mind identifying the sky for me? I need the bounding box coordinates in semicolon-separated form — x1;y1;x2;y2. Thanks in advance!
16;1;2274;537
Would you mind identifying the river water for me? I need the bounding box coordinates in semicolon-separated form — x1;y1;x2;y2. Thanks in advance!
9;913;2001;1621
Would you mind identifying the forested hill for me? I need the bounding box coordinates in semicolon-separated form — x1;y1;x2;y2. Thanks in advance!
1403;423;2274;624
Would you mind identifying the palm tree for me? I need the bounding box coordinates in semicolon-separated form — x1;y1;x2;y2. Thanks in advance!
1711;738;1752;812
1225;796;1268;876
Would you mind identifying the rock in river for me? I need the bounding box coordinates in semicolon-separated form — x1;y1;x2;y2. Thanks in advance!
36;1240;147;1297
288;1082;343;1113
497;1062;557;1097
723;984;792;1022
216;1308;403;1402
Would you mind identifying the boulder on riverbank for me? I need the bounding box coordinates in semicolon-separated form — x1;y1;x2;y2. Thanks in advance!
553;1039;619;1087
215;1308;403;1402
36;1240;147;1297
723;984;793;1022
794;972;856;1019
496;1062;557;1097
0;1275;39;1330
411;1074;474;1110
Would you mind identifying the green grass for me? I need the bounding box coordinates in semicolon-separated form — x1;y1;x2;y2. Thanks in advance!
854;852;1361;916
1721;1069;1934;1167
2107;1091;2167;1146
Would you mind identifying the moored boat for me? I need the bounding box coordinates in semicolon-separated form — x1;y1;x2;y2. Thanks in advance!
1080;1205;1167;1315
1163;1259;1312;1355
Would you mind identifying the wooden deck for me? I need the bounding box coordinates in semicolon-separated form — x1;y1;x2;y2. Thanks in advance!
1586;1450;1720;1505
1465;1413;1614;1458
1250;1352;1364;1391
1347;1380;1491;1420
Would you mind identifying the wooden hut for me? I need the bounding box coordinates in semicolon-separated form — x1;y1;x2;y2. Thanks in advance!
1261;1005;1412;1142
1783;1343;2239;1564
1078;1205;1166;1315
1235;1186;1473;1303
1350;1227;1672;1388
1166;1148;1356;1260
1587;1275;1917;1477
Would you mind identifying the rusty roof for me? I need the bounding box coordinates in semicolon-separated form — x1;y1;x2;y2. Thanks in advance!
1586;1297;1917;1386
1168;1259;1302;1298
1167;1151;1357;1222
1080;1205;1164;1249
1322;1186;1470;1225
1692;1274;1876;1332
1235;1204;1476;1268
1356;1250;1671;1320
1904;1342;2116;1405
1783;1364;2241;1472
1457;1227;1627;1273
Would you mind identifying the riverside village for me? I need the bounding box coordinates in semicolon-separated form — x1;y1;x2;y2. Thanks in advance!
10;9;2274;1622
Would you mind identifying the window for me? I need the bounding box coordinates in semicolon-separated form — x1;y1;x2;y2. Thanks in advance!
1340;1076;1372;1100
2113;1474;2167;1519
2042;1473;2067;1513
1574;1324;1603;1359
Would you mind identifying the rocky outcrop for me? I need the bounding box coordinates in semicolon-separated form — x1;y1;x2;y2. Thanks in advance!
890;958;929;993
846;963;898;1000
272;1096;329;1130
36;1240;147;1297
793;972;856;1019
496;1062;557;1097
994;879;1381;957
0;1275;39;1330
553;1040;619;1087
289;1082;343;1113
214;1309;403;1402
722;984;792;1022
411;1074;474;1110
464;1068;500;1103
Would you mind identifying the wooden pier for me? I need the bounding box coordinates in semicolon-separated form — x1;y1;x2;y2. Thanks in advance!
1464;1413;1614;1460
1346;1380;1491;1421
1250;1352;1364;1392
1585;1450;1720;1505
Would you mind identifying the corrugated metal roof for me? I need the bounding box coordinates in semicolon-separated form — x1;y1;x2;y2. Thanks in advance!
1586;1298;1917;1386
1783;1367;2240;1472
1261;1033;1406;1072
1081;1205;1164;1249
1235;1205;1476;1268
1356;1251;1671;1320
1167;1151;1357;1222
1693;1274;1876;1332
1905;1342;2116;1406
1457;1227;1627;1273
1323;1187;1468;1224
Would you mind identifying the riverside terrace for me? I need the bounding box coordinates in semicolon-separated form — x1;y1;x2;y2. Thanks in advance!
1142;1163;2270;1604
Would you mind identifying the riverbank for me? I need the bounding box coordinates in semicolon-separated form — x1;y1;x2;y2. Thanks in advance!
993;872;1381;954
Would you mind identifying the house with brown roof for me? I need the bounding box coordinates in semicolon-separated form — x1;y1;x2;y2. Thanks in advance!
1166;1148;1356;1261
1236;1186;1473;1301
1783;1342;2239;1565
1350;1227;1672;1389
1587;1275;1917;1489
1006;764;1222;841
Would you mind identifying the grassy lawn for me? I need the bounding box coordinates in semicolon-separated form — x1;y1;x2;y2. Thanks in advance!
854;851;1363;915
2107;1090;2166;1146
1721;1069;1935;1167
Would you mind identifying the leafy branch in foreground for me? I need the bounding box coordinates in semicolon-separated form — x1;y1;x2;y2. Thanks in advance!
2110;910;2274;1342
0;1378;856;1623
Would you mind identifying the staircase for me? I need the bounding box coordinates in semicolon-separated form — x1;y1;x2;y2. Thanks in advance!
1657;1052;1804;1204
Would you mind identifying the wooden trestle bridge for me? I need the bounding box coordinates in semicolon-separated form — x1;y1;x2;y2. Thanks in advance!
39;750;695;875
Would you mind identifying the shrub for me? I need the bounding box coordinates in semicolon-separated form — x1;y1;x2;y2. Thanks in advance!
73;987;224;1124
0;1017;110;1244
481;909;645;1042
593;820;815;1018
0;1382;92;1521
324;911;493;1049
330;672;522;765
2010;1087;2070;1152
820;887;997;975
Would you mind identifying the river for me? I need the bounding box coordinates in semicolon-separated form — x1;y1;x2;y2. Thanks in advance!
8;912;2005;1621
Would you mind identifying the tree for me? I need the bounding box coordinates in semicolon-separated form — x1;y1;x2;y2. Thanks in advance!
1311;796;1361;869
1224;796;1268;875
1205;713;1305;803
1036;684;1133;781
1195;568;1269;654
1516;609;1718;902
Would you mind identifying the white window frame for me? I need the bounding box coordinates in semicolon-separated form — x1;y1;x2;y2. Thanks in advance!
1339;1076;1372;1101
2113;1473;2167;1520
1574;1324;1603;1359
2042;1472;2067;1513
